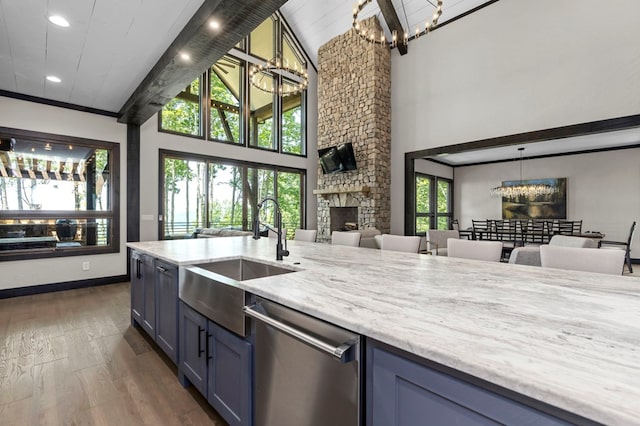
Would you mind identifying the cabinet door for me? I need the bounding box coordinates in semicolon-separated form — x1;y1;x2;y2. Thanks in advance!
130;252;144;326
207;321;253;426
368;344;571;426
179;302;208;396
155;260;178;363
141;255;156;336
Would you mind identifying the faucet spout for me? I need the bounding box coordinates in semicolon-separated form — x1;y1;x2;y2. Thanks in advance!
254;197;289;261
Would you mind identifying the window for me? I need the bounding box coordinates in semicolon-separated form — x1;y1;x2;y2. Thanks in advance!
281;84;304;155
161;151;304;240
158;13;308;157
163;158;206;238
415;173;453;233
160;77;202;136
209;163;244;229
0;127;119;260
249;73;276;150
249;17;275;61
210;56;243;144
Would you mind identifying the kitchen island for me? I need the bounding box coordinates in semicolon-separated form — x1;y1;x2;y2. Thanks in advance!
128;236;640;425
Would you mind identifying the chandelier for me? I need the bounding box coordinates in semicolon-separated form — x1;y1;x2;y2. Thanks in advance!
490;148;558;199
352;0;443;48
249;54;308;97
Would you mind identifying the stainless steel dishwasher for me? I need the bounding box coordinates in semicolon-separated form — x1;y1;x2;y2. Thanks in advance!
243;298;361;426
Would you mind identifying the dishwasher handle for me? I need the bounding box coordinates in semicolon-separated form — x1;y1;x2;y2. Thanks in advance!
243;304;357;363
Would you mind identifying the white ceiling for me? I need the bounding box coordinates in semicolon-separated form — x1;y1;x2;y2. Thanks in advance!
281;0;491;66
0;0;204;113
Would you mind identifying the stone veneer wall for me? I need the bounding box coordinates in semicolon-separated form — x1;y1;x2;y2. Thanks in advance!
316;17;391;242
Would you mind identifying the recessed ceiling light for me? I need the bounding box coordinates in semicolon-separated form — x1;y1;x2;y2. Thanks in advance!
46;75;62;83
209;20;220;30
48;15;70;27
180;52;191;61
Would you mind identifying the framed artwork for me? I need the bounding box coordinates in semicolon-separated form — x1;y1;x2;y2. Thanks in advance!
501;178;567;219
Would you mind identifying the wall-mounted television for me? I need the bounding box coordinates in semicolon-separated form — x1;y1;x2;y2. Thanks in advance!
319;143;357;174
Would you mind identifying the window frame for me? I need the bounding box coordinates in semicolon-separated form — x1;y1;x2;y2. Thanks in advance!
156;12;309;158
158;149;306;240
0;126;120;261
158;73;205;140
415;172;453;232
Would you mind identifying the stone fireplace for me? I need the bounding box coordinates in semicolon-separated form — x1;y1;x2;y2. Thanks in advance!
314;17;391;243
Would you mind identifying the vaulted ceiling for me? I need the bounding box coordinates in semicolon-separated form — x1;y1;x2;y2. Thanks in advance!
0;0;490;120
1;1;637;160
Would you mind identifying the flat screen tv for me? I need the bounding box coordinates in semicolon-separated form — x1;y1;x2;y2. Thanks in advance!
318;143;357;174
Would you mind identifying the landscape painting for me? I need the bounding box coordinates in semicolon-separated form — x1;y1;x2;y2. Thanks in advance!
501;178;567;219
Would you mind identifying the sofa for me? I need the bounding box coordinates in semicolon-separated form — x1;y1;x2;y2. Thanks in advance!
193;228;254;238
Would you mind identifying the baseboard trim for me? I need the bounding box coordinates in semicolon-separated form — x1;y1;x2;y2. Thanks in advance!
0;275;128;299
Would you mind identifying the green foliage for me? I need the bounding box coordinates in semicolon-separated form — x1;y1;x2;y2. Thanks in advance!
210;69;241;143
416;176;430;213
161;78;201;136
282;104;302;154
415;175;452;231
277;172;301;239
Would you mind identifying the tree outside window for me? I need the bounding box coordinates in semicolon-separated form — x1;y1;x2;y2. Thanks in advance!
161;78;202;136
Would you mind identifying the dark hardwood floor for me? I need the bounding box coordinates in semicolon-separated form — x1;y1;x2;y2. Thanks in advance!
0;282;226;425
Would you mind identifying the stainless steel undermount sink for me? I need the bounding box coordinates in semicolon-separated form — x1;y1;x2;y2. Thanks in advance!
195;258;295;281
180;258;298;336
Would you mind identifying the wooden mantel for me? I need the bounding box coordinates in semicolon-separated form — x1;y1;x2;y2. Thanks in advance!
312;186;370;196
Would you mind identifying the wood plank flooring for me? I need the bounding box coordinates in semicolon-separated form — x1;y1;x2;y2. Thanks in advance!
0;282;226;425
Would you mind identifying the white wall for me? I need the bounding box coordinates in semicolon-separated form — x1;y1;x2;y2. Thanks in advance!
138;69;319;242
454;148;640;257
390;0;640;234
0;96;127;290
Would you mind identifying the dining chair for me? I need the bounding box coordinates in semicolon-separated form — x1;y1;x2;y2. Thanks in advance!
598;221;636;273
425;229;459;255
379;234;422;253
471;220;491;240
447;238;503;262
523;220;549;245
293;229;317;242
268;228;287;239
331;231;361;247
509;234;598;266
540;245;626;275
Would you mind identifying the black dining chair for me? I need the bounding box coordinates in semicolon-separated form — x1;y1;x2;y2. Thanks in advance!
472;219;491;240
598;221;636;273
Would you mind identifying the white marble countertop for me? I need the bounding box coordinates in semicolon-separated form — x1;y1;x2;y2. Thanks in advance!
128;237;640;425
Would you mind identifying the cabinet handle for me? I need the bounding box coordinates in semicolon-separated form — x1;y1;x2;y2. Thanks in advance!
198;326;205;357
136;258;141;279
156;265;168;273
206;331;212;361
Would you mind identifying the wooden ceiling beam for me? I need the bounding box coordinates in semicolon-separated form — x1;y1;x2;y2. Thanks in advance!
117;0;288;125
376;0;408;55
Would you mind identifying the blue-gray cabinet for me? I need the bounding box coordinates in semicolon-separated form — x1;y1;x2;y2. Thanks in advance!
179;301;209;396
130;250;155;336
155;260;178;363
367;342;572;426
179;302;252;426
207;320;252;426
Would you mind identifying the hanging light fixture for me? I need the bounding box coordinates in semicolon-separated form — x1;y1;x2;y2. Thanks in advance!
490;148;558;199
249;54;308;97
352;0;443;48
